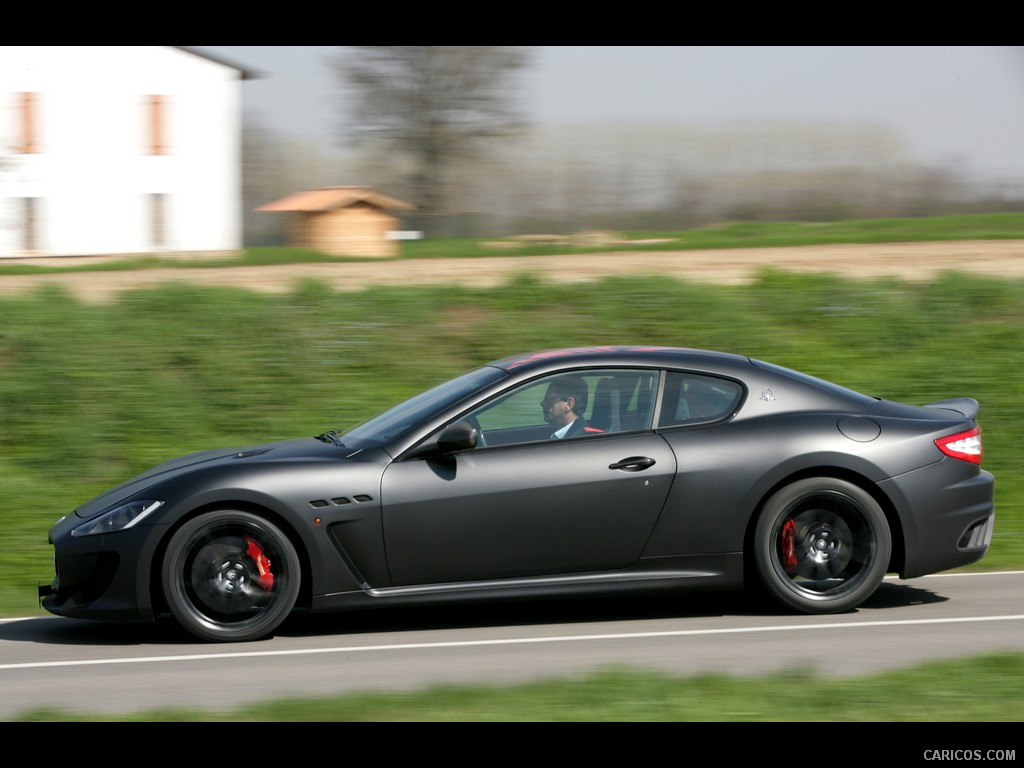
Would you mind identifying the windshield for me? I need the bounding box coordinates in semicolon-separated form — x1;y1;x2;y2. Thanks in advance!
337;366;507;448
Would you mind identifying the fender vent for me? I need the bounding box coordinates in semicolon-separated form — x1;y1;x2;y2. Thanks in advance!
312;495;374;508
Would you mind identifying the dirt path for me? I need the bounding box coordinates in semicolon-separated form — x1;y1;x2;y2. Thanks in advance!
1;241;1023;303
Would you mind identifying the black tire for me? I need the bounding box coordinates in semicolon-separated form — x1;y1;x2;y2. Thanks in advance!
753;478;891;614
161;510;300;642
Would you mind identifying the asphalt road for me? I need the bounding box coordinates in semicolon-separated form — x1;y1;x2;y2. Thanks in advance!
1;571;1022;720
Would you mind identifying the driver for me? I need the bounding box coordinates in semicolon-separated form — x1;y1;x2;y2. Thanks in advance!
540;375;603;439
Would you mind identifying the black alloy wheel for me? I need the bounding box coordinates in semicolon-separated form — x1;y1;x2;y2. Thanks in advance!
754;477;891;614
161;510;301;642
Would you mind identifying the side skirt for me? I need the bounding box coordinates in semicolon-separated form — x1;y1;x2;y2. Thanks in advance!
310;553;744;613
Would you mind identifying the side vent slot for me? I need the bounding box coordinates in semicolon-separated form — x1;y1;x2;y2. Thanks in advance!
313;495;373;507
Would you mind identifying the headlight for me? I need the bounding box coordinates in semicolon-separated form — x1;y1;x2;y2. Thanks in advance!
72;500;164;537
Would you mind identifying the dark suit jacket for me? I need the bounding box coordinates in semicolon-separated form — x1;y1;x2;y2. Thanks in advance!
559;418;603;438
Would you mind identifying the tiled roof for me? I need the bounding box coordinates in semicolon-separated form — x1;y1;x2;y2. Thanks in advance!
256;187;415;212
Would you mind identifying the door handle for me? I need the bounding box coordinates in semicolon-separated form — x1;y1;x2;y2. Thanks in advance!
608;456;656;472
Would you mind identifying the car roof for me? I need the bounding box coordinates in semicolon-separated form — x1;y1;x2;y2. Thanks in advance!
488;346;753;375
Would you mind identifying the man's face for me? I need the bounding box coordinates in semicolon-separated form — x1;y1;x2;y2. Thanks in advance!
541;386;574;428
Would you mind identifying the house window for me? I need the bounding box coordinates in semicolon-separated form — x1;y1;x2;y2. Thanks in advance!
22;198;39;252
150;193;166;248
147;95;168;155
17;92;39;154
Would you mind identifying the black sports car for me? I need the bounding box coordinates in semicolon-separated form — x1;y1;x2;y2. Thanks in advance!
39;346;995;642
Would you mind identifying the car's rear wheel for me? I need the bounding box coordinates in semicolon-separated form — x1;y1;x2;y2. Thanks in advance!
753;478;891;614
161;510;300;642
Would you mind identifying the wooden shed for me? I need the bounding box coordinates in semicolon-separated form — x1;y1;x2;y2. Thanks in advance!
256;186;415;258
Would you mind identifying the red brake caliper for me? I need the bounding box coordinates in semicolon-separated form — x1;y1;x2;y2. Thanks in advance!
245;536;275;591
781;519;797;571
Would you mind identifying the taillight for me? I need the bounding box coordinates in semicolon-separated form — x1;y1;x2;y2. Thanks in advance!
935;426;983;465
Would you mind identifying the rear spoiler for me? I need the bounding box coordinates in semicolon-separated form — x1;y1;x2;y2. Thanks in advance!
923;397;979;420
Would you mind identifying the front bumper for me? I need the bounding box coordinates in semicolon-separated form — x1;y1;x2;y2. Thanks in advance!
39;513;171;623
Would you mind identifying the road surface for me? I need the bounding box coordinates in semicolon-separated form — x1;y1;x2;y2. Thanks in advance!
1;571;1022;720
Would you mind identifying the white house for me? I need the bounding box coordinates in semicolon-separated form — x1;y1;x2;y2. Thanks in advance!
0;46;255;259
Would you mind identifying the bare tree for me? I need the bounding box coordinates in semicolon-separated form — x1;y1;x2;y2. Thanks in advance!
331;46;531;231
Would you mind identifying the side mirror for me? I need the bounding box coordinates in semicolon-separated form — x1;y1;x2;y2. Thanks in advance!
403;420;480;460
437;420;479;453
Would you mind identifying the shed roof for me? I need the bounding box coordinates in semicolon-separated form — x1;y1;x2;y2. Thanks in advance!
256;187;415;213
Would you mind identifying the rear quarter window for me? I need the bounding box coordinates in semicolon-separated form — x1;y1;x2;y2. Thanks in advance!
658;372;744;427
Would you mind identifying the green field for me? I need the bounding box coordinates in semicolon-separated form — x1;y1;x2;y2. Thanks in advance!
2;211;1024;274
2;213;1022;722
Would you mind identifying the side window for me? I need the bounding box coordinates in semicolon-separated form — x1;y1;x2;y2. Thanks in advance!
465;369;658;447
658;372;743;427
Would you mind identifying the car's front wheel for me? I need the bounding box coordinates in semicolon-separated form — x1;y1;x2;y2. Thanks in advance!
161;510;300;642
753;478;891;614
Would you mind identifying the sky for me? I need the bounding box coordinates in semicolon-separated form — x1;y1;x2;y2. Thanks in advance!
194;46;1024;187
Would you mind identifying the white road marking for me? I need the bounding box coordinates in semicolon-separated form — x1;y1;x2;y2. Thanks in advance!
2;613;1023;671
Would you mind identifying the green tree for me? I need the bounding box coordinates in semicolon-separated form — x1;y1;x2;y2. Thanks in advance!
331;46;531;233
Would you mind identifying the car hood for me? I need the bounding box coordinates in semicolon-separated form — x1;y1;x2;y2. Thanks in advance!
74;436;360;519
